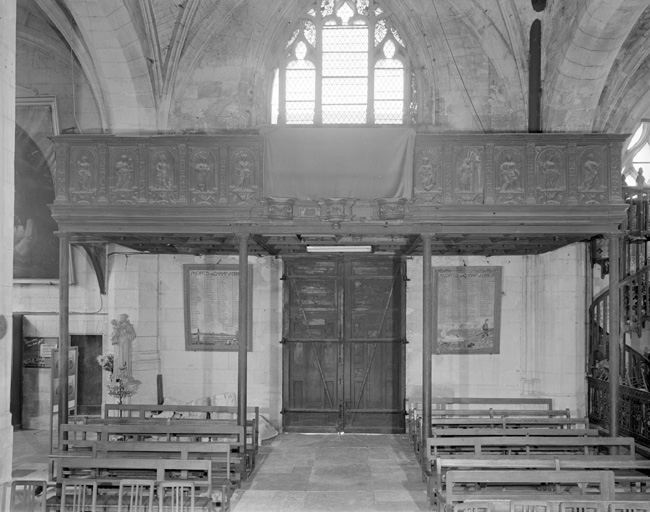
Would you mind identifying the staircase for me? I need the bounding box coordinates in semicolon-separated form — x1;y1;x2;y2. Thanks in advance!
587;185;650;453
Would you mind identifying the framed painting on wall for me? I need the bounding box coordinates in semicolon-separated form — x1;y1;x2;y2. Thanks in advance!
14;97;60;280
433;266;502;355
183;264;253;351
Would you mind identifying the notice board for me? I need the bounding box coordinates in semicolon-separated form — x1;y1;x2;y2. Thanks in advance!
183;264;252;351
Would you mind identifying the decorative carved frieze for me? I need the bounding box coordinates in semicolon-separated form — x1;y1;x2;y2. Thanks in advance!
266;197;296;220
413;147;442;204
376;198;407;220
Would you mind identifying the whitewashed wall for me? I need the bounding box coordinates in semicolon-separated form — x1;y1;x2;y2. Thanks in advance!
405;244;587;416
15;242;588;432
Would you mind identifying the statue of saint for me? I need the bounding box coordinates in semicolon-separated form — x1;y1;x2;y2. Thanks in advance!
110;314;137;378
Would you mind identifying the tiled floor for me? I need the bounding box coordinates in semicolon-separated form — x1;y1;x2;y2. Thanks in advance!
11;429;429;512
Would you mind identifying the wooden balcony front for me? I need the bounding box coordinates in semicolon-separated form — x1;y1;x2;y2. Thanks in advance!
50;131;628;256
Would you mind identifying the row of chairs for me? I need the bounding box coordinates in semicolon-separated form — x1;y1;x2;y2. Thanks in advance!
11;478;206;512
454;501;650;512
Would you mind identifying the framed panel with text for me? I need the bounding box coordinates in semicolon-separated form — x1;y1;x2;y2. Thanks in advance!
433;266;502;355
183;264;252;351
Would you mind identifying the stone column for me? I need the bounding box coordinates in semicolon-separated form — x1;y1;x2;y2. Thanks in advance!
0;0;17;490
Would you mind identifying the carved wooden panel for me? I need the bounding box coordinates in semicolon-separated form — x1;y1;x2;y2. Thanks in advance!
69;146;98;204
188;147;219;205
535;146;567;205
148;147;179;204
229;145;260;205
495;146;524;205
108;147;139;205
577;145;607;204
413;146;443;204
453;146;484;204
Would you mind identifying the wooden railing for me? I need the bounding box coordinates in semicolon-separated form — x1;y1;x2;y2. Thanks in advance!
587;185;650;453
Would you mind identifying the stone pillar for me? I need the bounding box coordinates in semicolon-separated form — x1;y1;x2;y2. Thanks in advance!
0;0;17;491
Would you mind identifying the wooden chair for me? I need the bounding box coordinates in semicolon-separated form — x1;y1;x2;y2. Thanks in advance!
510;501;551;512
10;479;48;512
117;479;155;512
158;481;196;512
559;502;606;512
453;502;495;512
60;479;98;512
608;503;650;512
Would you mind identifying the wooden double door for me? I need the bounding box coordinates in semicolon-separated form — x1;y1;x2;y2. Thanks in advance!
282;256;405;433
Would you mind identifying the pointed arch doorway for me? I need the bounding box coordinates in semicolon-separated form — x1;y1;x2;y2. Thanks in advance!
281;255;406;433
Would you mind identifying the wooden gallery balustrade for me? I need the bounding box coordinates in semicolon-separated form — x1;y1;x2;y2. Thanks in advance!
49;132;627;256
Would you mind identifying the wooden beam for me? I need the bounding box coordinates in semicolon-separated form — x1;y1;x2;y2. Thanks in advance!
251;234;279;256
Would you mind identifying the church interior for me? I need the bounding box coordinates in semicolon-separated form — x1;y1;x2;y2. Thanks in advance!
4;0;650;510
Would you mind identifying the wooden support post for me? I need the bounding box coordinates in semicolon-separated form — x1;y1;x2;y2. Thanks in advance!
58;233;70;433
528;19;542;133
236;234;249;427
608;234;621;439
422;235;433;457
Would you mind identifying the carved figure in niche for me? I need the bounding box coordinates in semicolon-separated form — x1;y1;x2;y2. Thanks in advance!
115;154;134;189
637;167;646;188
236;154;253;190
539;155;561;189
110;313;137;378
194;154;211;191
418;156;436;191
582;153;600;190
77;155;92;191
499;153;520;192
458;157;474;191
154;154;172;189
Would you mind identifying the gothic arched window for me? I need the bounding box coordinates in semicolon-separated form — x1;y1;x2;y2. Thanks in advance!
271;0;413;125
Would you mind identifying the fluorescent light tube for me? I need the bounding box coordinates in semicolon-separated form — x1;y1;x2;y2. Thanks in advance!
306;245;373;253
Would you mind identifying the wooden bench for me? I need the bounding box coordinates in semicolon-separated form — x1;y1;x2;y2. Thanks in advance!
424;435;636;473
438;469;616;512
48;456;224;511
60;422;248;482
429;455;650;506
103;404;260;471
408;397;555;445
430;427;599;438
54;439;237;489
415;416;590;463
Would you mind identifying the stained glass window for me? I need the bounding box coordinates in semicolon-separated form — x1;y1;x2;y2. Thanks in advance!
273;0;411;125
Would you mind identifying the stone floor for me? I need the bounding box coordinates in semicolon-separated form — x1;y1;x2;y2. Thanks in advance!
11;429;429;512
230;433;429;512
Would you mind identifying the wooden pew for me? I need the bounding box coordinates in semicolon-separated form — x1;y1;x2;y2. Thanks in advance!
429;427;599;438
415;416;590;463
428;455;650;506
408;397;556;443
55;439;236;490
48;457;224;511
60;422;248;482
103;404;260;471
438;469;616;512
424;435;636;473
